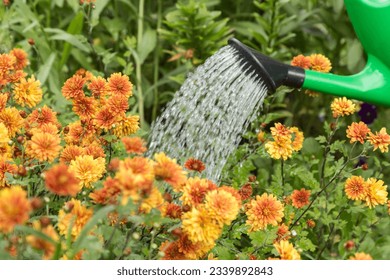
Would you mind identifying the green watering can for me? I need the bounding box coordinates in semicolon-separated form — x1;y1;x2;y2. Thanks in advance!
228;0;390;106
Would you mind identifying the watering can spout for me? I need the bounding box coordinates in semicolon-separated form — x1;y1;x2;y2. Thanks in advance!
228;0;390;107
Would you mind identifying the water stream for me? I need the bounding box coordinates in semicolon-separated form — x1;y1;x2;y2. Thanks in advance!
148;45;269;183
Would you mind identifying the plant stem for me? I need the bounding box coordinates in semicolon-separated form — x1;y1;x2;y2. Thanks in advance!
152;0;162;121
281;159;285;186
136;0;145;127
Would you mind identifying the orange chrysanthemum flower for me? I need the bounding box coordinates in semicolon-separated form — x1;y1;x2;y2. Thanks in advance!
122;136;147;154
204;189;240;226
154;152;187;191
26;220;59;259
60;145;84;165
45;164;81;196
72;96;97;120
26;105;60;130
13;75;42;108
364;178;388;208
182;206;221;245
10;48;29;70
245;193;284;232
61;74;85;100
257;131;266;143
163;203;182;219
25;132;61;162
159;240;186;260
270;122;291;141
238;183;253;201
184;158;206;173
0;53;16;74
219;185;242;205
309;54;332;73
349;252;373;260
115;157;154;199
274;240;301;260
57;199;93;239
88;76;108;99
291;188;311;209
275;223;291;242
89;177;122;205
0;186;31;233
291;54;311;69
69;155;106;188
180;177;217;207
112;115;139;137
177;233;205;260
346;122;371;144
107;94;129;116
0;107;24;137
107;72;133;97
94;107;117;130
29;123;59;136
330;97;356;118
84;143;105;159
367;127;390;153
344;176;368;201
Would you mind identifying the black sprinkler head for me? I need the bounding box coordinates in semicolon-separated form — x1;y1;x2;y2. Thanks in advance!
228;38;305;92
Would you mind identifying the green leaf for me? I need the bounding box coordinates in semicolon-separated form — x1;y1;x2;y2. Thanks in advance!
15;225;58;245
45;28;90;53
60;11;84;68
37;53;56;85
138;28;157;64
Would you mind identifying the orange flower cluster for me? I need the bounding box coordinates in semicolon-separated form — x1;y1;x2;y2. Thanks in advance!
160;177;242;260
265;123;304;160
346;122;390;152
291;53;331;97
344;176;388;208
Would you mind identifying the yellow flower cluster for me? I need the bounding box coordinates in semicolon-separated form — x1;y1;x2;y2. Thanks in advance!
265;123;304;160
345;176;388;208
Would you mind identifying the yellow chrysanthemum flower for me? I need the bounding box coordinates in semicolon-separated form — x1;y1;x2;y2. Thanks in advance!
154;152;187;191
180;177;216;207
139;187;165;213
349;252;373;260
0;107;24;137
274;240;301;260
330;97;356;118
204;189;240;226
265;140;293;160
13;75;42;108
182;206;221;245
0;123;10;144
364;178;388;208
69;155;106;188
112;115;139;137
57;199;93;239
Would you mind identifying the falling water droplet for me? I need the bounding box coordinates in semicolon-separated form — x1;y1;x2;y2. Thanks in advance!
148;45;269;183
